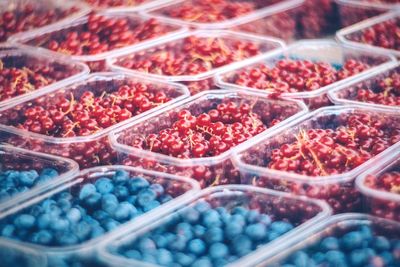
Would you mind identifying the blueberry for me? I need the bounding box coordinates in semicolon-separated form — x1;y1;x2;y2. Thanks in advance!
325;250;346;265
350;248;370;266
91;226;105;238
57;233;79;245
124;249;141;259
341;231;364;250
79;184;97;200
202;209;221;227
291;251;310;267
57;198;72;212
270;221;293;235
104;218;120;231
113;185;129;200
83;192;101;207
188;239;206;255
168;235;187;251
159;195;173;203
192;258;212;267
149;184;164;196
204;227;224;243
142;200;160;212
157;248;173;265
66;208;82;223
40;168;59;179
232;235;252;256
232;206;248;216
141;252;157;263
230;214;246;226
176;222;193;240
194;201;211;213
50;218;70;232
311;252;325;263
138;237;157;252
101;194;119;214
153;234;169;248
113;202;137;221
92;210;109;222
374;236;391;251
245;223;267;241
225;221;243;239
209;242;229;258
1;224;15;237
128;177;149;193
320;236;340;251
37;213;51;229
19;170;38;186
14;214;35;229
175;252;195;266
33;230;53;245
113;170;129;184
137;189;157;207
246;210;260;224
127;195;137;205
74;221;92;241
193;225;206;238
95;178;114;194
181;207;200;223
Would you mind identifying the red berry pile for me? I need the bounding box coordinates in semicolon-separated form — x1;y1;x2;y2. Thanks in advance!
116;36;262;76
12;83;170;137
267;114;399;176
351;18;400;51
85;0;148;7
231;59;370;94
33;14;173;57
0;4;78;42
355;72;400;107
0;56;80;103
365;171;400;194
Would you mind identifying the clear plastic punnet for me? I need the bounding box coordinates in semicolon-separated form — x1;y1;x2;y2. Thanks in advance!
98;185;331;267
107;30;285;95
0;47;89;109
257;213;400;267
143;0;304;30
328;61;400;112
335;0;394;27
0;0;90;42
356;148;400;222
0;72;190;168
9;11;187;72
110;90;308;188
215;40;396;110
337;11;400;58
233;105;400;213
0;144;78;211
81;0;170;12
0;165;200;267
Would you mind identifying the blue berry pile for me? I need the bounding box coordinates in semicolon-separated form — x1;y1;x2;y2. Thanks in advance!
0;170;174;247
276;225;400;267
0;168;59;201
115;201;295;267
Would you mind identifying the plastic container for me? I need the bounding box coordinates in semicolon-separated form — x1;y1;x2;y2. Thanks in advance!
0;47;89;109
0;72;190;168
215;40;396;110
233;105;400;213
108;30;285;95
0;144;78;210
258;213;400;267
328;61;400;112
9;11;187;72
0;0;90;42
337;11;400;58
356;149;400;222
336;0;393;28
110;90;308;188
143;0;304;30
98;185;331;267
0;165;200;267
81;0;169;12
230;0;303;42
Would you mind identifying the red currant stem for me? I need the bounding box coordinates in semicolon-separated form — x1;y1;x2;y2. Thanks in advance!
391;185;400;194
0;59;3;70
298;129;328;176
57;48;73;55
210;174;221;187
63;93;76;116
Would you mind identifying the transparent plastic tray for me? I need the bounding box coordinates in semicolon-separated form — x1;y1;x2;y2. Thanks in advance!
143;0;303;30
233;105;400;213
110;90;307;187
1;0;90;42
335;0;393;27
81;0;169;12
0;47;89;109
0;144;78;211
337;11;400;58
10;11;187;72
108;30;285;82
328;61;400;112
356;149;400;222
0;73;189;168
216;40;396;110
0;165;199;267
98;185;331;267
258;213;400;267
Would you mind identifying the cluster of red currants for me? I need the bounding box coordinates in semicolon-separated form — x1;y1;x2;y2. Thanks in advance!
268;113;400;176
230;59;370;94
356;72;400;106
43;14;170;56
117;36;261;76
13;82;170;137
84;0;148;7
0;4;78;42
130;101;283;159
354;18;400;51
0;59;76;102
365;171;400;194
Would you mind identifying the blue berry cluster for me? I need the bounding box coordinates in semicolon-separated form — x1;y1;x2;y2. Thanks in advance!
0;170;173;247
278;225;400;267
116;201;294;267
0;168;59;201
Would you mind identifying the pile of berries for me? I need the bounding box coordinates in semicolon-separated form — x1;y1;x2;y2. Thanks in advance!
230;59;370;94
36;14;173;57
0;57;79;102
0;4;78;42
85;0;148;7
130;101;285;159
351;18;400;51
116;36;261;76
355;72;400;107
0;170;177;247
276;224;400;267
114;201;296;266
